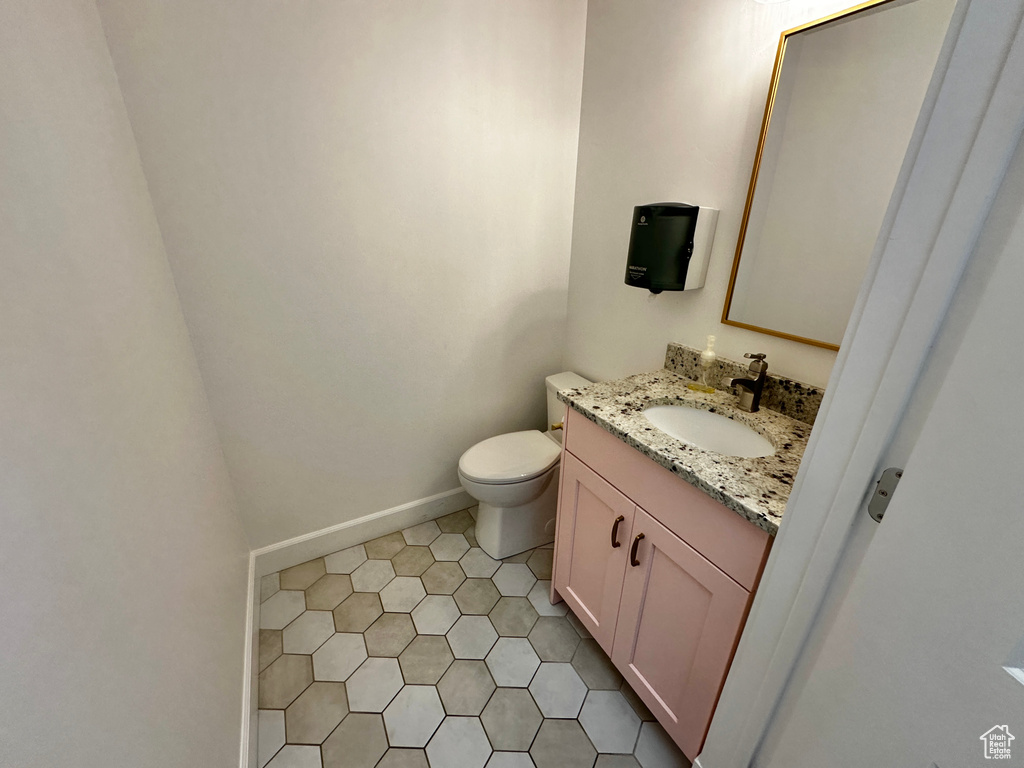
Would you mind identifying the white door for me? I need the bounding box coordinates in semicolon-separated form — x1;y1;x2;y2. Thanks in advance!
754;134;1024;767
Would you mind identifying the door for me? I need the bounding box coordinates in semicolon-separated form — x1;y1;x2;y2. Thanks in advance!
612;507;751;760
752;132;1024;767
554;452;634;652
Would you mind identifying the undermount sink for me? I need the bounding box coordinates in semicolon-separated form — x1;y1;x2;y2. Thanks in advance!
643;405;775;458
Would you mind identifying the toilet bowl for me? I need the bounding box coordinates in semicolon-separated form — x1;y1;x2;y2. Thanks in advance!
458;372;592;560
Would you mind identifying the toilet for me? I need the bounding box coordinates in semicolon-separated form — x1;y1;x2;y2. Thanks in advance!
458;372;593;560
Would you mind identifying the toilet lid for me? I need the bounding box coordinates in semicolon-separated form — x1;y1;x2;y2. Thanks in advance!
459;430;561;485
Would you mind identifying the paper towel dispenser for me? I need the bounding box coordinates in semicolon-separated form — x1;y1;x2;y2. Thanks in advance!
624;203;719;293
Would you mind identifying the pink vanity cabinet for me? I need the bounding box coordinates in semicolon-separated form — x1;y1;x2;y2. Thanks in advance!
552;409;773;760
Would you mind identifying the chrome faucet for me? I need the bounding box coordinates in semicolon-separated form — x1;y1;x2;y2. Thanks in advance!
728;353;768;413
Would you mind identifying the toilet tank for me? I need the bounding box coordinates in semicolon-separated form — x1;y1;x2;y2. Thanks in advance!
545;372;593;442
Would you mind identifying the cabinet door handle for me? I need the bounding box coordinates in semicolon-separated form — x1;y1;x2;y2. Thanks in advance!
629;533;645;566
610;515;625;548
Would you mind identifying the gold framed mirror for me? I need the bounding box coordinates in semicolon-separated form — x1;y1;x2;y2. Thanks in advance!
721;0;956;350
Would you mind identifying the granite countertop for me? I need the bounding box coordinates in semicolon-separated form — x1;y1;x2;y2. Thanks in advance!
558;369;812;536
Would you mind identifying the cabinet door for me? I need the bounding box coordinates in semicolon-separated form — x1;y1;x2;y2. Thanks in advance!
611;507;752;761
553;452;635;653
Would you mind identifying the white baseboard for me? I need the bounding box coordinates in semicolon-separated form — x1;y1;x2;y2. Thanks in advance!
240;552;258;768
252;487;474;577
239;486;473;767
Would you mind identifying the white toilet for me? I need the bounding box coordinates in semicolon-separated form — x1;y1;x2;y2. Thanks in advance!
458;372;592;560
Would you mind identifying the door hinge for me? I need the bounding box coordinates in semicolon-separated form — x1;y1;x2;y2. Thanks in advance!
868;467;903;523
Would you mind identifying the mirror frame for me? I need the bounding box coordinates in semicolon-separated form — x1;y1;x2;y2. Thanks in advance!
721;0;900;352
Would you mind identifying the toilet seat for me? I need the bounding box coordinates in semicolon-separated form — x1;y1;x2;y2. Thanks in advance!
458;430;560;485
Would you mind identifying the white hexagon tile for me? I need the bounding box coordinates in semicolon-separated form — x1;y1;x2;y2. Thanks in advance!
255;507;691;768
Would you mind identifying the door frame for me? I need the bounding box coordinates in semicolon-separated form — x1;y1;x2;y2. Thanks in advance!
696;2;1024;766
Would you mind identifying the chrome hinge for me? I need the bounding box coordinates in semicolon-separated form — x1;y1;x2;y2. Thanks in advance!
868;467;903;523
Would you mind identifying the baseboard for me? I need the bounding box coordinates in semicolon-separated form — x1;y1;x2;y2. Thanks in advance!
239;487;473;767
240;552;258;768
251;487;474;577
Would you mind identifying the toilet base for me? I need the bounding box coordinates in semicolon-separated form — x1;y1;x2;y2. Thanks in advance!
474;466;559;560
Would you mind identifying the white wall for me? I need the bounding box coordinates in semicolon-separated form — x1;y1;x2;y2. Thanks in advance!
565;0;871;388
0;1;251;765
96;0;588;548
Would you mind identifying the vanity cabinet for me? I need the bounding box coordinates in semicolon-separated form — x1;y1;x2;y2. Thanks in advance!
553;409;773;760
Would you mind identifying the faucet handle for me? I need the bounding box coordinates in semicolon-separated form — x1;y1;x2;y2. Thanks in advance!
744;352;768;380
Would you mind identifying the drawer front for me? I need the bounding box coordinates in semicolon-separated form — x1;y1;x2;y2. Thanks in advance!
553;451;634;654
612;506;753;761
564;408;770;590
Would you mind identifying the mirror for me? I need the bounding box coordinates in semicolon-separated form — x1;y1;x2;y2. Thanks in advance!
722;0;956;350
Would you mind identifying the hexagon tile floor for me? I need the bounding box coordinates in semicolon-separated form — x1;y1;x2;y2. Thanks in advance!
257;506;691;768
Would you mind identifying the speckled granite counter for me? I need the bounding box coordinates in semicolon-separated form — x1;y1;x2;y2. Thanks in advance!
557;369;812;535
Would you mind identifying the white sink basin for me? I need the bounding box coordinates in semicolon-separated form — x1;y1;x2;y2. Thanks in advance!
643;405;775;458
